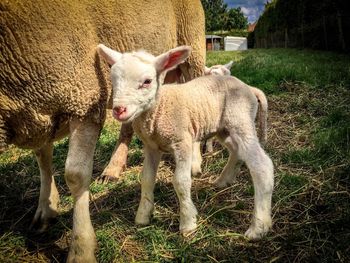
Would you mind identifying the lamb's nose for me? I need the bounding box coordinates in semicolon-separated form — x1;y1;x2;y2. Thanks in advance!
113;106;127;116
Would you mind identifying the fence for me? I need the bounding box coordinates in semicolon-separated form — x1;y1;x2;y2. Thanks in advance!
253;0;350;52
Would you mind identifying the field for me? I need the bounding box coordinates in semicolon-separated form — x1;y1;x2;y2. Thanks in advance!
0;49;349;262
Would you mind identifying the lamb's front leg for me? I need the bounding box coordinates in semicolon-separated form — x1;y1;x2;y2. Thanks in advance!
135;146;162;225
98;123;134;183
31;143;59;232
172;140;198;235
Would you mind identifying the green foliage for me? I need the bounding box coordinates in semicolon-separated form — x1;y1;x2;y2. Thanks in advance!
254;0;350;51
201;0;248;32
207;49;350;93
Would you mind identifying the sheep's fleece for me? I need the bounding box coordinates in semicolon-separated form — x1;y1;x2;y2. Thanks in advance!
0;0;205;262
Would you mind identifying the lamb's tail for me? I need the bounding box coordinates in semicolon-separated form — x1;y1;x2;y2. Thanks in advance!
250;87;268;144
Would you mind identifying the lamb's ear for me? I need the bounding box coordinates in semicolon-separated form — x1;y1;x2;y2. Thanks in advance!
97;44;122;66
154;46;192;74
204;66;211;75
224;60;234;70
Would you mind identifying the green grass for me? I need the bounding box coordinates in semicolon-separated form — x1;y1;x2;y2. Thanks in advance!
1;49;350;262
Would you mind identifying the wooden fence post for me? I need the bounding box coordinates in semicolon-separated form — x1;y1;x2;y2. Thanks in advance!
337;11;346;51
284;28;288;48
323;16;328;50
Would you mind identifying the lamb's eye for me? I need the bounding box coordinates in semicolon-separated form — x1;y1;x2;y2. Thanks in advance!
140;79;152;89
143;79;152;85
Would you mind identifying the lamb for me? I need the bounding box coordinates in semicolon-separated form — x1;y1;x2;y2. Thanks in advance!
0;1;205;262
98;0;206;182
98;44;274;239
203;61;268;153
102;61;269;179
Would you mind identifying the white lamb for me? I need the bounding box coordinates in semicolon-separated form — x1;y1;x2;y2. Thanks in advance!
205;61;268;144
98;45;274;239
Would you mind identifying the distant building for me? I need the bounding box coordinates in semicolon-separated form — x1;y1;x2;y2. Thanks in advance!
248;22;257;32
224;36;248;51
206;35;222;51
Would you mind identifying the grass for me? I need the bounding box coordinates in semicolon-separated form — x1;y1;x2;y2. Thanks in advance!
1;48;350;262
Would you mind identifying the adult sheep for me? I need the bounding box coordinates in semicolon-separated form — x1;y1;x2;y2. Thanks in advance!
0;0;205;262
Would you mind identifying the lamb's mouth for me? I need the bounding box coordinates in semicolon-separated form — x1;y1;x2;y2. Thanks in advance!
113;109;136;123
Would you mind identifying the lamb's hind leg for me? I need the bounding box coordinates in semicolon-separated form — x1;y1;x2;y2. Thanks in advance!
65;119;100;263
172;139;198;235
238;136;274;240
191;142;202;176
213;135;242;188
31;143;59;232
135;146;162;225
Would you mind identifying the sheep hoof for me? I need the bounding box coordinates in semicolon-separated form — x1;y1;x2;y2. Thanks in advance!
67;235;97;263
30;219;50;233
30;209;58;233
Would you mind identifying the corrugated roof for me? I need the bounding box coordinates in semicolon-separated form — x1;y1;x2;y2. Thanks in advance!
205;35;222;39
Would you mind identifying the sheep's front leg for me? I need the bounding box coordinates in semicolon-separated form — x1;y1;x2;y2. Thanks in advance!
173;141;198;235
31;143;59;232
135;146;162;225
65;119;100;263
98;122;134;183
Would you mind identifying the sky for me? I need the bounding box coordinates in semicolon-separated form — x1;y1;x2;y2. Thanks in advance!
224;0;266;23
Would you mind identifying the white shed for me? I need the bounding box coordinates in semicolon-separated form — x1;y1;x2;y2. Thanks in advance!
224;36;248;51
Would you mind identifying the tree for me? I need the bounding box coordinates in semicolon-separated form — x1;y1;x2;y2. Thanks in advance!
201;0;228;31
201;0;248;32
226;7;248;30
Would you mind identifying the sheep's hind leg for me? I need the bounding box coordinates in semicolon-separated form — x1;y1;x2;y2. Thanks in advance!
97;122;134;183
65;119;100;263
0;117;7;153
172;139;198;235
135;146;162;225
213;135;242;188
31;143;59;232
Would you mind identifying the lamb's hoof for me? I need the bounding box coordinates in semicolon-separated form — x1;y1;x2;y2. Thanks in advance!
191;166;202;177
135;214;151;226
244;220;272;240
96;166;123;184
180;223;197;237
213;177;234;189
95;174;119;184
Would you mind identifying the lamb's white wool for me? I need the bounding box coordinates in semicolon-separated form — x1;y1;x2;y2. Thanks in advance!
100;45;274;239
205;61;268;144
